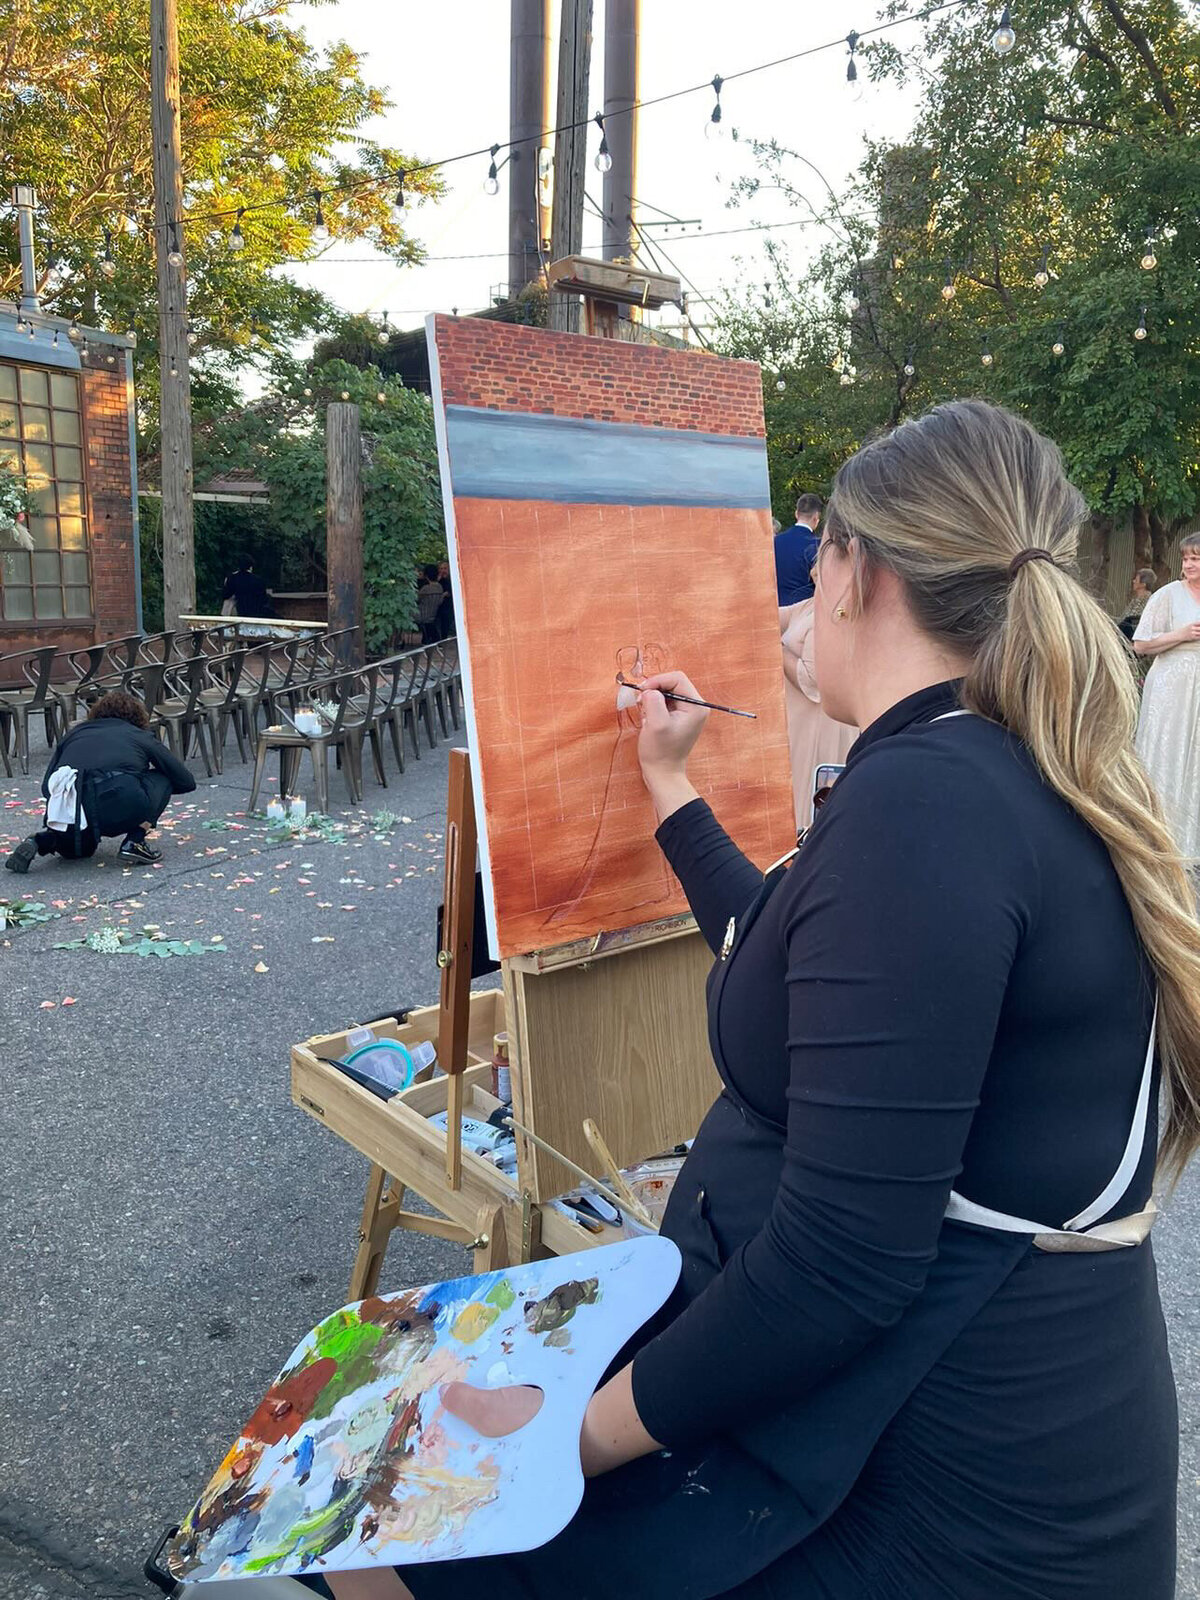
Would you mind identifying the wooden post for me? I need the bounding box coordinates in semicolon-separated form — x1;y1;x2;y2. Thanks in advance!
150;0;195;629
325;403;364;669
548;0;592;333
438;749;478;1187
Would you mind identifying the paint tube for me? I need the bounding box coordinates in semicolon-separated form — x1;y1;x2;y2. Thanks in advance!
490;1032;511;1104
428;1111;513;1155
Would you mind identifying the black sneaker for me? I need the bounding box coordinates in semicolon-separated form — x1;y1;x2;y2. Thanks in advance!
120;838;163;864
4;837;37;874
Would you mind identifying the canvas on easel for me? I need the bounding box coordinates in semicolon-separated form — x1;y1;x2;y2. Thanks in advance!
427;316;795;960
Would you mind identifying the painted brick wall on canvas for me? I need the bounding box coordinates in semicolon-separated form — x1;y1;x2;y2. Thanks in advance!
432;315;766;438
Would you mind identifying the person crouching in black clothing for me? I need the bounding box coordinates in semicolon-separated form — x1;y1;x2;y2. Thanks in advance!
4;690;197;873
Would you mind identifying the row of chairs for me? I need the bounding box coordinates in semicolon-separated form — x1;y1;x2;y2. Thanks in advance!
0;625;346;776
248;645;462;815
0;627;463;816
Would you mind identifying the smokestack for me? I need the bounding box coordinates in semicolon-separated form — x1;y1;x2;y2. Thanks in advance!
509;0;554;294
601;0;638;268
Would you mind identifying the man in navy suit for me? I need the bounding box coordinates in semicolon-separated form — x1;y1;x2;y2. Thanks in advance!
774;493;824;605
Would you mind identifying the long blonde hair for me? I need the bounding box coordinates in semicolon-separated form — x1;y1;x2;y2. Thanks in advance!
826;398;1200;1181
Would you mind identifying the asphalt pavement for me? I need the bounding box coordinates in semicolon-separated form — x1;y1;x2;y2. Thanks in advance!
0;723;1196;1597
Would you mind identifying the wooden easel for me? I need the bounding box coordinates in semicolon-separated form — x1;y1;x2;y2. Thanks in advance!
292;749;718;1298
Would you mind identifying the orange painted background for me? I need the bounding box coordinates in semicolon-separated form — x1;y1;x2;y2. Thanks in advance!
452;496;794;957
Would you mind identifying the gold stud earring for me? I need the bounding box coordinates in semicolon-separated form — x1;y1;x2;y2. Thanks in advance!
835;606;847;619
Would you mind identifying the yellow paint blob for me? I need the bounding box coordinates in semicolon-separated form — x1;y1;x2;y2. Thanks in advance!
451;1301;500;1344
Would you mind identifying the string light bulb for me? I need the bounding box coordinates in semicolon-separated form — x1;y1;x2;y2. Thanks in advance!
706;75;724;139
845;31;863;98
68;318;82;344
378;312;391;346
168;357;178;377
340;390;350;400
26;318;35;340
484;144;501;195
941;261;956;301
376;392;386;404
1140;228;1157;271
839;371;855;386
1033;244;1049;288
80;336;90;358
1134;306;1148;340
903;356;916;377
99;228;116;279
52;329;59;349
229;209;246;251
594;113;612;173
776;377;786;392
1052;327;1065;355
186;323;198;347
167;223;184;267
303;386;312;397
980;338;994;367
991;5;1015;54
390;174;406;223
312;191;329;241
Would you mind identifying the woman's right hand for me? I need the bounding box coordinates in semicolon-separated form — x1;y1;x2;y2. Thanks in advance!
1181;622;1200;643
637;672;710;776
636;671;708;824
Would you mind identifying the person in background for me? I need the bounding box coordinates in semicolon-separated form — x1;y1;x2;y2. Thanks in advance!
4;690;196;872
1120;567;1158;640
220;555;273;619
436;558;455;641
773;492;824;606
780;598;856;830
1133;535;1200;861
417;564;446;643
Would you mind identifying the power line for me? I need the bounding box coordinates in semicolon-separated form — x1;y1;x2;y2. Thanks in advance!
262;215;864;270
133;0;972;240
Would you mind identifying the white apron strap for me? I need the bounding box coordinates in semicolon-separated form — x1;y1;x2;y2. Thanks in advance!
946;998;1158;1252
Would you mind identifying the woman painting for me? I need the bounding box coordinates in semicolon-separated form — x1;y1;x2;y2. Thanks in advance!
779;598;856;829
1134;533;1200;861
301;401;1192;1600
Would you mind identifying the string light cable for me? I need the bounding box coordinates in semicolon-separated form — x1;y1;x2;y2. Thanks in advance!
97;0;979;248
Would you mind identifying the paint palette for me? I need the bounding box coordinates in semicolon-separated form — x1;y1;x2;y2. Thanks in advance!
164;1237;680;1584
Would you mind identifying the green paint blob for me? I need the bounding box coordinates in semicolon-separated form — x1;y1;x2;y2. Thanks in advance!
485;1279;516;1310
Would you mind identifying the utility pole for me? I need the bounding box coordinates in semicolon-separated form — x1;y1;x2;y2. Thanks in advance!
548;0;592;333
601;0;638;273
150;0;195;629
326;403;364;669
509;0;554;296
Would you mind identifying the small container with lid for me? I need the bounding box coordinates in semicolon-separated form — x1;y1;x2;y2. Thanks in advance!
490;1032;511;1104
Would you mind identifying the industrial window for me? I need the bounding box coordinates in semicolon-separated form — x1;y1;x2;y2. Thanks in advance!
0;363;92;622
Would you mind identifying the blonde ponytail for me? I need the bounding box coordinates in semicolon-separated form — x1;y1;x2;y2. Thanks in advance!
827;399;1200;1181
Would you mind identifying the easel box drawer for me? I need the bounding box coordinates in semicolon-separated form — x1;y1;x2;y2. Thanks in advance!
291;991;514;1232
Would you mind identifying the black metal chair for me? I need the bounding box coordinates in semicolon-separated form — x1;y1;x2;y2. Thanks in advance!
250;669;378;814
0;646;63;774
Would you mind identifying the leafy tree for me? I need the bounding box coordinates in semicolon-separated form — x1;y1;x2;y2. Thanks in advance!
0;0;443;424
717;0;1200;577
143;351;444;649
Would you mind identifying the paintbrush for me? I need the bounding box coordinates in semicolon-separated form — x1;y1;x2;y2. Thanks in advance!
616;674;757;720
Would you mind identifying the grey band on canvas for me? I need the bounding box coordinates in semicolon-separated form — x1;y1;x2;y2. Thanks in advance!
443;405;771;509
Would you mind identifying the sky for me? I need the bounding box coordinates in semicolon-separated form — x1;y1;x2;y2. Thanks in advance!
284;1;923;338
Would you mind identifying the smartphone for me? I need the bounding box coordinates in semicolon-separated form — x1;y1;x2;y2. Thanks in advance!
812;763;845;813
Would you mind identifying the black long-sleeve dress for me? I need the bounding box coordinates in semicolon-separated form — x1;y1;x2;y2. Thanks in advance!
315;680;1178;1600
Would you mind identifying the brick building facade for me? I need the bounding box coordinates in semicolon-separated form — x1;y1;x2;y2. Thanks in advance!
0;308;139;659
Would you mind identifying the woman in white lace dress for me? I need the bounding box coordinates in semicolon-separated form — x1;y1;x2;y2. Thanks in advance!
1134;533;1200;861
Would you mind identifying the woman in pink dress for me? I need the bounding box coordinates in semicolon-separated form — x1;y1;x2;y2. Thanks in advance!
780;599;856;829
